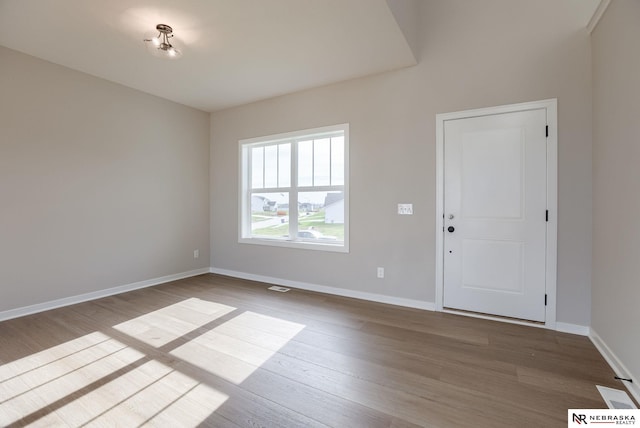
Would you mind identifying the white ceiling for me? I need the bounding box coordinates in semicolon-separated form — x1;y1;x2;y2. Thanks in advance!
0;0;601;113
0;0;418;112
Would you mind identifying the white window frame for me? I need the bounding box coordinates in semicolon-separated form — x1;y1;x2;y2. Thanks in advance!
238;123;349;253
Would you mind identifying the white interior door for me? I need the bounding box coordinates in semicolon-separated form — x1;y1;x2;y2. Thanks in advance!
443;108;547;322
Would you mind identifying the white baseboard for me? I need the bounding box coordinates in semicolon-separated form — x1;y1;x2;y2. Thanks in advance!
209;267;436;311
208;268;594;336
590;328;640;405
0;268;210;322
555;322;590;336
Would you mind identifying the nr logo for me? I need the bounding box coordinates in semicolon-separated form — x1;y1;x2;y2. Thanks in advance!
573;413;588;424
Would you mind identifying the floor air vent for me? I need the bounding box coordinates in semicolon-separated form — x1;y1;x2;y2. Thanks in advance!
597;385;637;409
268;286;290;292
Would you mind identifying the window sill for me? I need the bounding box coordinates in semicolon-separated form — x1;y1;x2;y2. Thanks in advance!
239;237;349;253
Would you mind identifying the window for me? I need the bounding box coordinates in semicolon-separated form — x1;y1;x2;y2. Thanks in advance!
239;124;349;252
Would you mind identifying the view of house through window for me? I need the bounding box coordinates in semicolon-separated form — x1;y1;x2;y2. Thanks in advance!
240;124;348;251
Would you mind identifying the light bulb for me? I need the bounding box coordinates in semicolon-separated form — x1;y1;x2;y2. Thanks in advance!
143;24;182;60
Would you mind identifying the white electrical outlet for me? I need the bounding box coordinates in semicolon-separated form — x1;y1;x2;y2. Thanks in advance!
193;249;199;259
398;203;413;215
377;267;384;278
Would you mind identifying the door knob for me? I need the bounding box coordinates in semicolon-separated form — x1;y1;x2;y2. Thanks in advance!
447;226;455;233
448;214;454;219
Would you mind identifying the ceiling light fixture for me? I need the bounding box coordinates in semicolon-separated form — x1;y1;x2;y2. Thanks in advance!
143;24;182;59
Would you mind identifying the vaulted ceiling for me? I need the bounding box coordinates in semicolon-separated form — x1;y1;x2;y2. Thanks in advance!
0;0;600;112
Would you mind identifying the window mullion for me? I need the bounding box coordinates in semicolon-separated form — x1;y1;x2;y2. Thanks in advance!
245;147;252;237
329;137;333;186
297;185;343;193
311;139;315;187
258;186;292;193
291;140;299;241
262;147;266;189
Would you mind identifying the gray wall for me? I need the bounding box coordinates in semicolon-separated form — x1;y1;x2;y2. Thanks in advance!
210;0;593;326
0;46;211;312
591;0;640;390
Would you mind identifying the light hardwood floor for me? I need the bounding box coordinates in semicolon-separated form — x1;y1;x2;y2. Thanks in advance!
0;274;626;427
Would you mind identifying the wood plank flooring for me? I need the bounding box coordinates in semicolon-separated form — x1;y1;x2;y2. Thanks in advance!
0;274;626;427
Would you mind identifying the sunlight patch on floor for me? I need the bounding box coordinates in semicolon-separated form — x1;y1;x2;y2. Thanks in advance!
55;359;228;427
0;332;143;426
113;298;236;347
171;311;305;384
0;302;303;425
0;331;111;383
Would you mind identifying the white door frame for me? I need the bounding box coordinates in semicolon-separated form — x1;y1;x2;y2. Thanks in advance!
435;99;558;329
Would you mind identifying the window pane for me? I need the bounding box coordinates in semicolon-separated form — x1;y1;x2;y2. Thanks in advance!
313;138;330;186
251;147;264;189
250;192;290;239
297;191;344;242
264;145;278;188
278;143;291;187
298;140;313;187
331;136;345;185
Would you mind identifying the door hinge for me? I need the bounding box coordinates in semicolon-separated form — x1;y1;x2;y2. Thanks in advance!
545;294;548;306
546;210;549;222
546;125;549;138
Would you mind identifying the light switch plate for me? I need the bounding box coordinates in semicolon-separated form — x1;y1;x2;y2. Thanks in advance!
398;203;413;215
